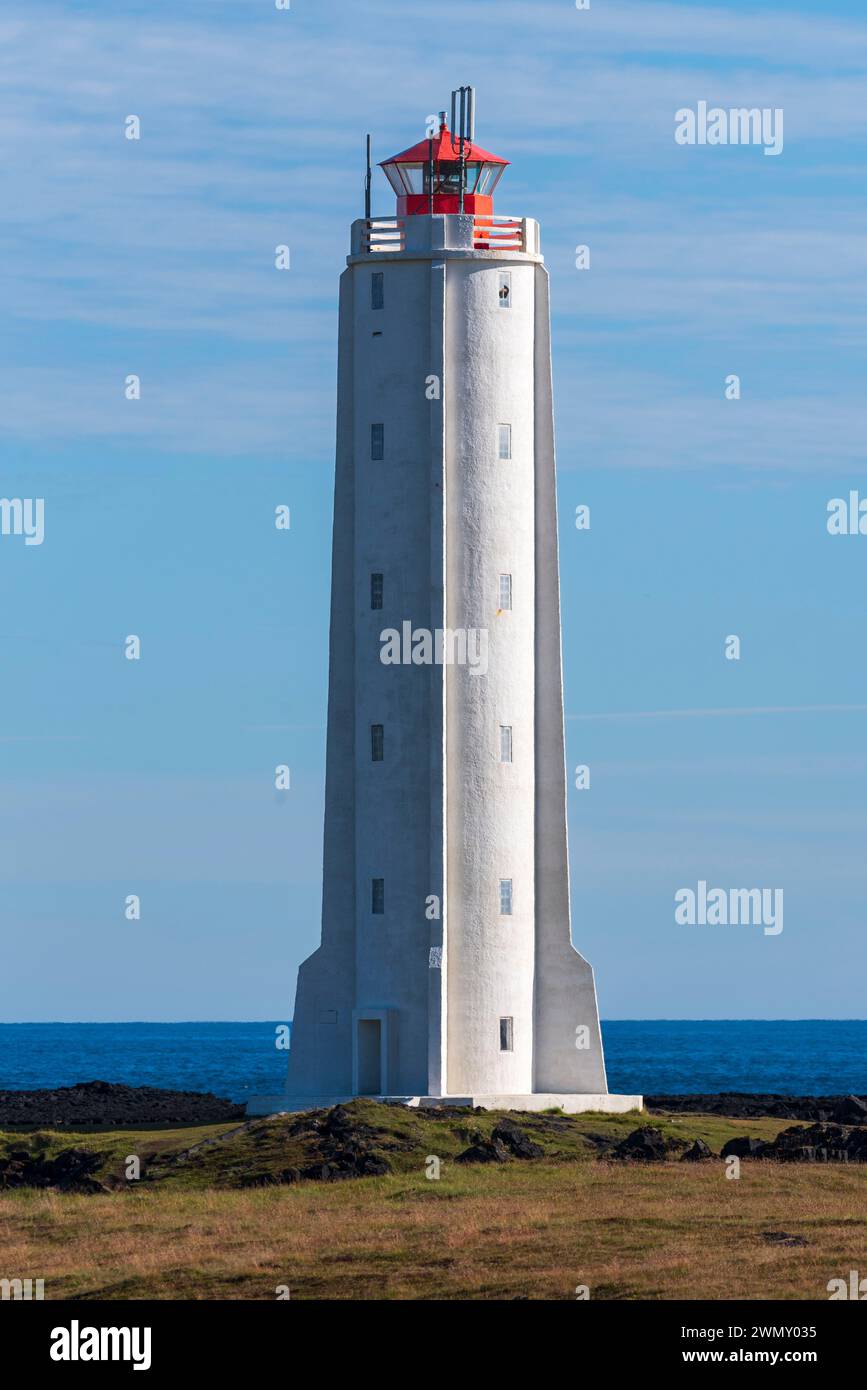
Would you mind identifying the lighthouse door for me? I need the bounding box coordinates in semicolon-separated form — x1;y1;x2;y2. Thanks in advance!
356;1019;382;1095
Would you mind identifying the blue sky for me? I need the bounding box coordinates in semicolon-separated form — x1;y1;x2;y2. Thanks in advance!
1;0;865;1022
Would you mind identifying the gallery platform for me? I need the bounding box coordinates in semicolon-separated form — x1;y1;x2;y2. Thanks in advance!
246;1092;643;1117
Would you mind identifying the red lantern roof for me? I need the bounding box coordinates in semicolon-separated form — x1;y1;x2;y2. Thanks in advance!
379;119;510;218
380;122;509;170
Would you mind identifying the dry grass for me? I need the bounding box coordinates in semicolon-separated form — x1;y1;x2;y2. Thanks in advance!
2;1158;865;1300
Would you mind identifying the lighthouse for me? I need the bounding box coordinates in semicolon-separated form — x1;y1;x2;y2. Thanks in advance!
249;93;641;1115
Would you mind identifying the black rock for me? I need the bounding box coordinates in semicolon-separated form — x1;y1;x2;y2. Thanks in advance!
358;1154;390;1176
0;1080;244;1127
491;1119;544;1160
0;1146;105;1193
646;1093;867;1123
762;1231;809;1247
766;1123;851;1163
681;1138;715;1162
843;1128;867;1161
833;1095;867;1125
610;1127;671;1162
455;1137;511;1164
720;1136;770;1159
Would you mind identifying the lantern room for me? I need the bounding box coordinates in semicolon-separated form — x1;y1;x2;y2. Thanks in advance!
380;113;509;217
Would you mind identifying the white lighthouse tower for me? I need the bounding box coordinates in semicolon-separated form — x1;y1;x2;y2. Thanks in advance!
250;94;640;1115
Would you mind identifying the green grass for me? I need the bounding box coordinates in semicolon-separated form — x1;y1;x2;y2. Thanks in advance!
1;1103;859;1300
0;1101;795;1191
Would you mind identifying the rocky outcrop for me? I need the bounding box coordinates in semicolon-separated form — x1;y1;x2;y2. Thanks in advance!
491;1117;544;1159
455;1117;544;1164
647;1093;867;1123
681;1138;715;1162
0;1080;244;1127
297;1105;391;1181
609;1126;684;1162
720;1136;769;1159
722;1123;867;1163
0;1147;106;1193
455;1137;511;1164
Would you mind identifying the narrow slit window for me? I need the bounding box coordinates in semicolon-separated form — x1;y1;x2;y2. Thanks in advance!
371;271;384;310
371;878;385;915
498;271;511;307
370;572;384;610
498;574;512;611
371;423;384;460
499;725;513;763
498;424;512;460
371;724;384;762
499;878;513;916
499;1017;514;1052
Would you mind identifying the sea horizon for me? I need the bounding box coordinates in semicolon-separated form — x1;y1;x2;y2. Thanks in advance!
2;1020;865;1103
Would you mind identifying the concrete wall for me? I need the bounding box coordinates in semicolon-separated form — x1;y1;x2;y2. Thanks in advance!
350;253;440;1095
445;258;537;1095
285;214;608;1101
284;271;358;1096
531;264;608;1094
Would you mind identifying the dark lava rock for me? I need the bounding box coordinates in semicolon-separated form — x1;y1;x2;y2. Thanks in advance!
720;1124;867;1164
646;1093;867;1123
681;1138;715;1162
0;1146;105;1193
0;1080;244;1128
582;1132;618;1150
762;1231;809;1248
833;1095;867;1125
297;1104;391;1181
844;1128;867;1161
455;1137;511;1164
491;1118;544;1160
720;1136;770;1160
610;1126;673;1162
766;1123;854;1163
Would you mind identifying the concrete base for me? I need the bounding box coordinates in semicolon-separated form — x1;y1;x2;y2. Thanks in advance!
246;1092;643;1117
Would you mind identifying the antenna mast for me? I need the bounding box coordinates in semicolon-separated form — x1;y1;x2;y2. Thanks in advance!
450;85;475;213
364;133;372;220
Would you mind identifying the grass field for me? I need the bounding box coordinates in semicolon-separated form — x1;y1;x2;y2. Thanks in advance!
1;1103;864;1300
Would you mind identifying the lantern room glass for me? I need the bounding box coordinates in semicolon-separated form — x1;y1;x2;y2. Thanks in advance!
381;159;505;201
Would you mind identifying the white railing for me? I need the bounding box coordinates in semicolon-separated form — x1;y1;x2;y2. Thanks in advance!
363;218;405;253
355;214;535;255
473;215;527;251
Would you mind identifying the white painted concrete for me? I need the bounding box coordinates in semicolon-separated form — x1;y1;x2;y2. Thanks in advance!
250;210;638;1118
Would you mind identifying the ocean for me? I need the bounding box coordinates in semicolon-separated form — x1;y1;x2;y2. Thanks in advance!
1;1021;865;1102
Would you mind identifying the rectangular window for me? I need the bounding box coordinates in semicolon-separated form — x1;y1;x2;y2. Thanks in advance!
371;423;384;460
499;725;512;763
499;574;512;611
371;724;384;762
371;271;384;310
371;878;385;914
498;424;512;460
499;1017;514;1052
370;572;383;610
499;878;513;916
498;271;511;308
